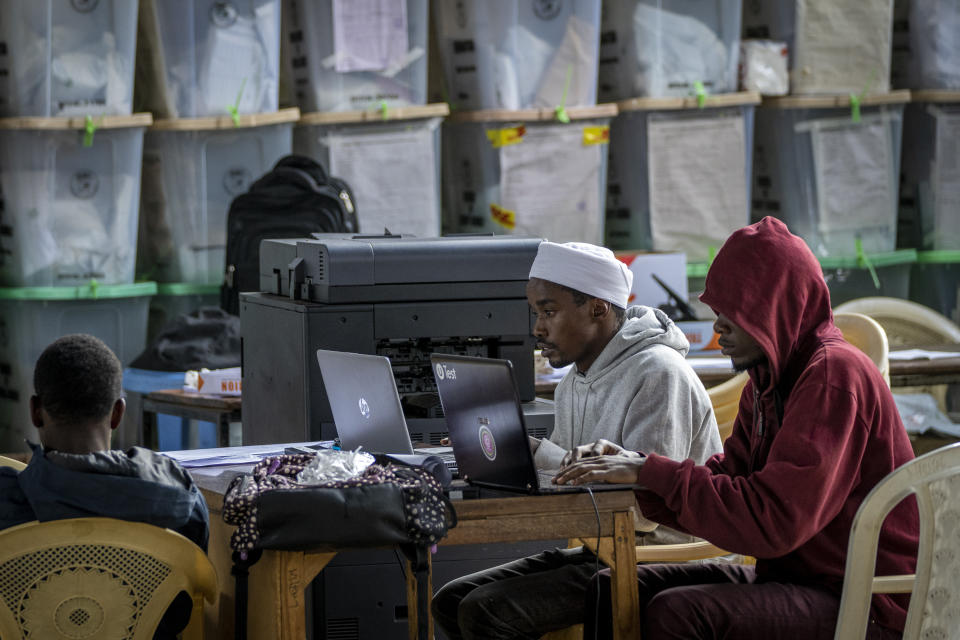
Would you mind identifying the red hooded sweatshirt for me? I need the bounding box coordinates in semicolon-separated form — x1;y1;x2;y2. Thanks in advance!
635;217;919;631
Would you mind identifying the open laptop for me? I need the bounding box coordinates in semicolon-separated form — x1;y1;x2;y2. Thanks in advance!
316;350;457;472
431;354;637;494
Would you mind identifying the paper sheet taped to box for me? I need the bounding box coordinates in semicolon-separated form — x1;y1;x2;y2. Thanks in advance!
647;113;747;262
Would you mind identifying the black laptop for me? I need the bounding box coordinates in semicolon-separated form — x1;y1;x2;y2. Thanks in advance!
431;354;637;494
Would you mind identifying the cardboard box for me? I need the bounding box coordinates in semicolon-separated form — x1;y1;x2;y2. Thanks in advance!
196;367;242;396
677;320;721;353
617;252;688;310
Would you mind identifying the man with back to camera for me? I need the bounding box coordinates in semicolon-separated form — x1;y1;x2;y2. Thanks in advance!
431;241;722;640
0;333;210;639
557;218;920;639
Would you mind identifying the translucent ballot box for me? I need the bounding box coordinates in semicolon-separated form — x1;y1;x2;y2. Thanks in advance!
441;105;616;245
597;0;742;101
900;93;960;251
294;104;447;238
820;250;916;307
148;283;222;345
135;0;281;118
434;0;601;110
751;92;909;259
0;0;138;117
0;113;151;287
0;282;155;453
908;2;960;90
604;92;758;262
282;0;428;112
137;108;297;285
742;0;893;96
910;252;960;326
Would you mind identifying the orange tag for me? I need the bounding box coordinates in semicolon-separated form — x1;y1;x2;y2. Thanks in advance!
486;126;526;148
582;125;610;145
490;203;516;229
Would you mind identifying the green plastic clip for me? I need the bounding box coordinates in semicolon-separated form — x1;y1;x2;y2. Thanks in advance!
380;100;389;121
227;78;248;127
849;92;862;123
554;65;572;124
88;278;100;299
707;245;717;266
694;81;707;109
83;115;97;147
855;238;881;289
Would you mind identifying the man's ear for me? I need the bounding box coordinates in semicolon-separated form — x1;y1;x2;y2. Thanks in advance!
29;395;44;428
109;398;125;430
592;299;610;318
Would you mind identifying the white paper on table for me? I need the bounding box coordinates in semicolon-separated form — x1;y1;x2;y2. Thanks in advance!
794;0;891;94
934;109;960;249
200;15;264;114
327;122;441;237
332;0;408;73
806;114;895;236
888;349;960;361
497;124;603;244
647;114;747;261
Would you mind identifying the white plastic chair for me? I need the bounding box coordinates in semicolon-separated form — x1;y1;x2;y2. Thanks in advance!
834;442;960;639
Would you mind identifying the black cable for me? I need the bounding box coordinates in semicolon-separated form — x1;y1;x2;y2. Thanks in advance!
586;487;601;640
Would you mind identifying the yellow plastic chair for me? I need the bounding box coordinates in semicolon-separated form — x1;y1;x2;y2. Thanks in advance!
834;312;891;386
707;371;750;442
834;297;960;346
0;517;217;640
833;442;960;639
0;455;26;470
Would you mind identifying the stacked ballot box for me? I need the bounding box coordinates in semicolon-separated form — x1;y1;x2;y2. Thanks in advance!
598;0;742;101
0;115;151;287
740;0;894;96
900;93;960;251
907;2;960;90
282;0;428;113
604;92;758;263
0;0;139;117
0;282;155;453
441;105;616;244
434;0;601;110
294;104;448;238
751;92;908;259
820;250;915;306
910;252;960;326
134;0;281;119
136;109;297;286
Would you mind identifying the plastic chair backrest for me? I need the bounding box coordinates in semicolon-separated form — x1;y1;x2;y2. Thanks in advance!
0;517;217;640
0;455;26;471
834;312;890;386
834;297;960;346
707;371;749;442
834;442;960;640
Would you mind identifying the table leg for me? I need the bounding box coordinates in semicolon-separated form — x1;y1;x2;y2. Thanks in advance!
405;553;434;640
141;408;158;450
219;413;231;447
610;511;640;640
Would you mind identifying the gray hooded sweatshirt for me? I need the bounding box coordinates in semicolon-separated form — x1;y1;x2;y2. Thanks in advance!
534;305;721;471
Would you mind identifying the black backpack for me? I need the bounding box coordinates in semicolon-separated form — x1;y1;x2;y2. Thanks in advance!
220;155;359;314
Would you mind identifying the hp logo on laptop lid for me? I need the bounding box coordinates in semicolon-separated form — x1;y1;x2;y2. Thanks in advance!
358;397;370;418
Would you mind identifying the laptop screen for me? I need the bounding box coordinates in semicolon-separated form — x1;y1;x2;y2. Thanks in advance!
431;354;539;490
316;349;415;455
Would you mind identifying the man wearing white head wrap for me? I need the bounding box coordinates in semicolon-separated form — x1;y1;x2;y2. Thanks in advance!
432;241;721;640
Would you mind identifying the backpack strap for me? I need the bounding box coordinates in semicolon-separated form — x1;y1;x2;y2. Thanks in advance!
400;544;433;640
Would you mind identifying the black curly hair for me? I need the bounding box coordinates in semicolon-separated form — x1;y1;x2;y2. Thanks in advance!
33;334;122;423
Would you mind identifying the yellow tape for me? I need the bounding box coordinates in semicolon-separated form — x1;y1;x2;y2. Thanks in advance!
490;203;516;230
486;126;526;148
582;125;610;145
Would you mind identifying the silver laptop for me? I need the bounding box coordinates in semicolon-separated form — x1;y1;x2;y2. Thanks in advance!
316;350;456;470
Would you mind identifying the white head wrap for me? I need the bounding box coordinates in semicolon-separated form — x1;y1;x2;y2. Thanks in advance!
528;241;633;308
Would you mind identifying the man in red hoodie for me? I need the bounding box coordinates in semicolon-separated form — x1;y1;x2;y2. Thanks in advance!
556;217;919;639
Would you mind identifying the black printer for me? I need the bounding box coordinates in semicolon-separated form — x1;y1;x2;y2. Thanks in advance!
240;233;551;445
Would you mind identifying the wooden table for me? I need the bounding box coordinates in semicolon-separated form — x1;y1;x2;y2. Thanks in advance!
195;470;641;640
141;389;241;449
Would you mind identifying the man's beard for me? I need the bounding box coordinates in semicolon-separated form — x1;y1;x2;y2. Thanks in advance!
732;355;766;372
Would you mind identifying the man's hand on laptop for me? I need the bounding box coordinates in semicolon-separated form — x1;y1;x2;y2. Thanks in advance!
561;438;642;466
554;453;646;486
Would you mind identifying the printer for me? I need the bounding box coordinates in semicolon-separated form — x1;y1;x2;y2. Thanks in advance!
240;233;551;445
